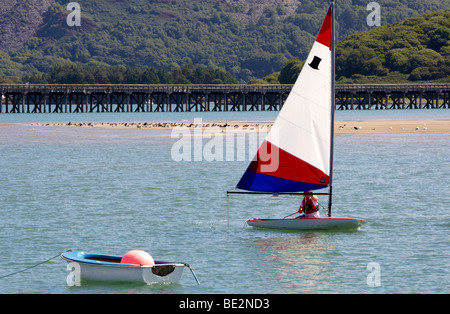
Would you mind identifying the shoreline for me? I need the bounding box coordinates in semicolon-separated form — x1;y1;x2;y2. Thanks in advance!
25;119;450;134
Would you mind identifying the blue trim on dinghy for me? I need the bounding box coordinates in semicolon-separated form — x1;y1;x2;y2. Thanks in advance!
61;251;128;266
61;251;175;267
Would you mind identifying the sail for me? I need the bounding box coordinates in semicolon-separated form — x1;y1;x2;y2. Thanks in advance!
237;6;333;193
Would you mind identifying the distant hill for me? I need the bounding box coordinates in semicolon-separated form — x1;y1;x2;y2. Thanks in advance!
335;8;450;83
1;0;449;83
252;9;450;84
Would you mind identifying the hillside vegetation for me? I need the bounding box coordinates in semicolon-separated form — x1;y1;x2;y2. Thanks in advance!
336;8;449;83
252;8;450;84
23;62;238;84
0;0;449;83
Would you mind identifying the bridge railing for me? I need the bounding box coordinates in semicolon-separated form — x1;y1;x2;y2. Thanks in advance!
1;83;448;93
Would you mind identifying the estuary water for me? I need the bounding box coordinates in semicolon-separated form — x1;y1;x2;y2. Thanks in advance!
0;109;448;294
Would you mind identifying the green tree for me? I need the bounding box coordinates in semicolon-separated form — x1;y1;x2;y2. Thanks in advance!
279;58;304;84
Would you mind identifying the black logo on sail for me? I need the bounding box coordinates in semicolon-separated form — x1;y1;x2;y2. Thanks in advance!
309;56;322;70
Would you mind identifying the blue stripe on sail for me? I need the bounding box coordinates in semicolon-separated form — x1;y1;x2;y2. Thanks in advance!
236;168;327;193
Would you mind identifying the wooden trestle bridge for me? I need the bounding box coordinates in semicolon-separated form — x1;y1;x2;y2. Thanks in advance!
0;83;448;113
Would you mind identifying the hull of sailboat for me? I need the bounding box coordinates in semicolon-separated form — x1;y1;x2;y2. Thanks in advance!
247;217;367;231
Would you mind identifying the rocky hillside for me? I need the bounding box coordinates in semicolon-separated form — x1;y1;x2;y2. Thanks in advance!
0;0;54;52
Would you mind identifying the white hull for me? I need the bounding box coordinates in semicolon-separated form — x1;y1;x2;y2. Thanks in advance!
247;217;367;231
61;251;185;284
73;262;185;284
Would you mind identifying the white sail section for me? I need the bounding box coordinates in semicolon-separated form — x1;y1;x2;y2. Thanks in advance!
266;35;332;176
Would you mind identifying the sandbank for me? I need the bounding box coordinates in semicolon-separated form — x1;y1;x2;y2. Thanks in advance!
334;119;449;134
29;119;450;135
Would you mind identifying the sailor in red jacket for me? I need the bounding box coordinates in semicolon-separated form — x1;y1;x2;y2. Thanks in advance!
297;191;320;218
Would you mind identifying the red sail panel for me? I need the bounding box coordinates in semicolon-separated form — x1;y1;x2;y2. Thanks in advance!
316;7;332;50
251;141;330;186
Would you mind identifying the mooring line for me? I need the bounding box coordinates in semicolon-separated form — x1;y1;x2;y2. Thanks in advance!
0;253;60;280
182;263;200;285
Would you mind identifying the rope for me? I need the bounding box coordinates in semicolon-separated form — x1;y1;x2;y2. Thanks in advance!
317;201;329;216
182;263;200;285
0;253;60;280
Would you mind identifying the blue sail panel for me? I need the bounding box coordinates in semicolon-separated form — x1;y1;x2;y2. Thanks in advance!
237;167;328;193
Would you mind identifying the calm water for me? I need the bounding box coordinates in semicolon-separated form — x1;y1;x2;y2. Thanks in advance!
0;109;448;294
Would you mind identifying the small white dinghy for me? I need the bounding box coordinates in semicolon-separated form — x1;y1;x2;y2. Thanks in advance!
228;1;367;231
61;250;199;285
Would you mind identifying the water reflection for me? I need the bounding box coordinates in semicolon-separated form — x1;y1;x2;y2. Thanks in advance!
252;232;336;293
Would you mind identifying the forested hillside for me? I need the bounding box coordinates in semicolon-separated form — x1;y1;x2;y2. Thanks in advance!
0;0;449;83
335;8;449;83
253;8;450;84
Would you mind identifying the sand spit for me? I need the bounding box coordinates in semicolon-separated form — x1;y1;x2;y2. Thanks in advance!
28;119;450;134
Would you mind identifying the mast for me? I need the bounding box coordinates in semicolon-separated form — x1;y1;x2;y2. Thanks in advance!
328;0;336;217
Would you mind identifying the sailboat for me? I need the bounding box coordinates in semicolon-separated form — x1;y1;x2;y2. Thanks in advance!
228;1;367;231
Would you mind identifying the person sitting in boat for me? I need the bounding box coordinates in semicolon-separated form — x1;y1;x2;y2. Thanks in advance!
297;191;319;218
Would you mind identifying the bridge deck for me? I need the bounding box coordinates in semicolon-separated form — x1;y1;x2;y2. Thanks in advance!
1;84;448;113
